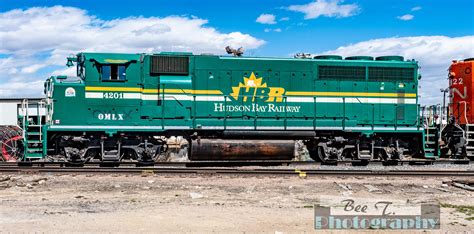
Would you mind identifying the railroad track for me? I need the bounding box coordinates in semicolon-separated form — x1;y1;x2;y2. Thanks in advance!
0;159;470;168
0;165;472;177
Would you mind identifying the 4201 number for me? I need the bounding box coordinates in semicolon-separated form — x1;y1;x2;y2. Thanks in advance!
103;92;124;99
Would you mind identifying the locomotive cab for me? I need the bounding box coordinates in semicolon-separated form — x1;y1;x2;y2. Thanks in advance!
44;53;169;163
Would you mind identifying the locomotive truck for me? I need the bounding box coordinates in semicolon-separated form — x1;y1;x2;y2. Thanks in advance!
7;52;471;164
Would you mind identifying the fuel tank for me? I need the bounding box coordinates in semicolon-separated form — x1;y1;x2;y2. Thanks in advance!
189;139;295;161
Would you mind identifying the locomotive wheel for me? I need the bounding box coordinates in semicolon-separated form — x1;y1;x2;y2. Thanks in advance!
317;146;337;165
1;135;24;161
308;150;321;162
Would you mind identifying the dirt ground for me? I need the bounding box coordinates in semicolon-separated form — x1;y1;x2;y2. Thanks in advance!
0;172;473;233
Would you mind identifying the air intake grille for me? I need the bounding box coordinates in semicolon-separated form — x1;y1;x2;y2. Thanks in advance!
150;56;189;75
368;67;414;81
318;66;366;80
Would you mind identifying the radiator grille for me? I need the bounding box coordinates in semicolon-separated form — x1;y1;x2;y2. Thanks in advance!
150;56;189;75
368;67;414;81
318;66;366;80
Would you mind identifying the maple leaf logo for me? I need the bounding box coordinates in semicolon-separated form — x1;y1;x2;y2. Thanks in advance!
231;72;267;101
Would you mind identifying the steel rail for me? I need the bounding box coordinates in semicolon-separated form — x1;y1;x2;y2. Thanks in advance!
0;166;472;177
0;159;470;167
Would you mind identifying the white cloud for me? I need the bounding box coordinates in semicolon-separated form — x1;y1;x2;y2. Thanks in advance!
20;63;48;74
0;80;45;98
280;17;290;21
322;35;474;104
133;24;172;35
256;14;277;24
411;6;422;11
287;0;360;19
0;6;265;98
398;14;414;21
0;6;264;55
264;28;282;33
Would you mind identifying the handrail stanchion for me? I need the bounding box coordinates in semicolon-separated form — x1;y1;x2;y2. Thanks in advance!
313;96;317;131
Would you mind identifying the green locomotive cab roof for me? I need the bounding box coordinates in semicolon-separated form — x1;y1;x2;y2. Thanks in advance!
79;52;141;63
59;52;419;85
75;52;416;63
158;52;193;56
51;76;84;84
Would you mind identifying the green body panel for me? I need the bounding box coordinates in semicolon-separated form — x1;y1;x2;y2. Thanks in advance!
36;52;426;158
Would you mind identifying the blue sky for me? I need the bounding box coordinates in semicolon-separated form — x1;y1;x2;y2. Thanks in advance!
0;0;474;56
0;0;473;103
2;0;472;56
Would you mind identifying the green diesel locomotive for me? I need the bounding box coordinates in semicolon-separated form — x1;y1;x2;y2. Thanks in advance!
20;52;428;163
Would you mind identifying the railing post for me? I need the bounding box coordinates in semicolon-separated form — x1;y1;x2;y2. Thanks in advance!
416;104;420;130
372;104;375;131
161;84;165;130
193;95;196;129
394;104;398;131
254;114;257;130
421;106;425;127
284;96;288;130
342;97;346;130
313;96;317;131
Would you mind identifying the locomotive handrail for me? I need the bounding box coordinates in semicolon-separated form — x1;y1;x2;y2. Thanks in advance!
459;101;469;125
21;99;29;159
224;95;227;130
183;92;418;131
192;95;196;129
161;83;165;130
253;111;257;130
342;97;346;130
284;96;288;130
371;104;375;131
37;101;42;142
416;104;420;130
313;97;317;131
394;104;398;131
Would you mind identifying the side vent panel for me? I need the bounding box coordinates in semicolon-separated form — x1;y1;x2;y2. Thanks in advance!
368;67;414;81
318;66;366;80
150;56;189;75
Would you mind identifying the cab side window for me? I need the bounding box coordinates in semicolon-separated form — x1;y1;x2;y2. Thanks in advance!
101;64;127;81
